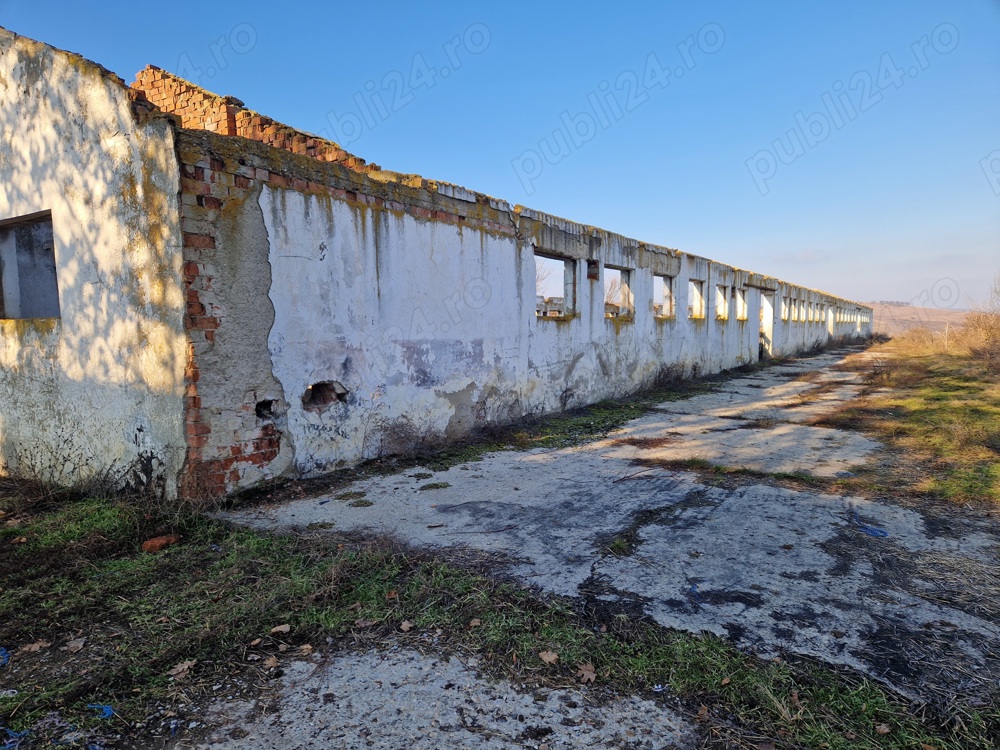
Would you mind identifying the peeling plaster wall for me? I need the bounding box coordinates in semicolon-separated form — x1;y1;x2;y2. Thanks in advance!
0;30;186;495
176;123;871;493
252;177;871;478
262;189;524;474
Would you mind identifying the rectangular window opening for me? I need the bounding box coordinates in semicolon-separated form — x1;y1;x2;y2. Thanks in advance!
735;288;748;320
0;211;59;320
781;296;789;321
715;285;729;320
652;274;675;318
688;280;705;319
604;266;634;319
534;251;575;320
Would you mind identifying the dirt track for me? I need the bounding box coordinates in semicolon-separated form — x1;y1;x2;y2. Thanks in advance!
206;348;999;749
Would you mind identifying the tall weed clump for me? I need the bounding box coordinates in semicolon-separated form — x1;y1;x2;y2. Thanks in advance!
962;274;1000;372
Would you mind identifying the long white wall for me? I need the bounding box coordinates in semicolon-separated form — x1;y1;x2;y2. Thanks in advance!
250;181;871;478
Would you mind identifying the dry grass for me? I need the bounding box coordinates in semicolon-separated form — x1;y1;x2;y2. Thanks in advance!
876;275;1000;370
817;282;1000;505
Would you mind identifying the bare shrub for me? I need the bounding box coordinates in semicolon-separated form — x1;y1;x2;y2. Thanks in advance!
865;357;896;385
1;439;181;519
649;363;686;390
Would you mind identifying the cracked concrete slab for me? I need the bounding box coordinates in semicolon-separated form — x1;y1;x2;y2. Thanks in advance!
225;349;1000;712
185;650;695;750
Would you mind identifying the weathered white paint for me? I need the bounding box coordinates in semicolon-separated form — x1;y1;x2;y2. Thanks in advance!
259;186;871;477
0;30;186;494
262;190;525;474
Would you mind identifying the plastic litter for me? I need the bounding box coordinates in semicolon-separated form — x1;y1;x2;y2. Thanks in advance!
86;704;114;719
851;510;888;538
0;648;9;667
652;684;665;693
687;582;703;605
1;726;29;750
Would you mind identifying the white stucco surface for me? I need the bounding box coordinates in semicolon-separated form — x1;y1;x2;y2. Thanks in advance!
259;185;871;477
0;30;186;494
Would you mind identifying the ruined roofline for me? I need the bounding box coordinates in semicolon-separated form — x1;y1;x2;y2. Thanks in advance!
125;65;866;310
131;65;382;175
130;66;514;203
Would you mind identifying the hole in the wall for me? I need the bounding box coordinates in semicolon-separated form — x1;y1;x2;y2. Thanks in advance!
604;266;634;318
688;280;706;319
302;381;349;412
715;285;729;320
653;275;675;318
256;400;278;420
534;251;575;318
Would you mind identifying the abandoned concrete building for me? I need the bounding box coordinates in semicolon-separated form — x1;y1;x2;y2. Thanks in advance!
0;29;873;499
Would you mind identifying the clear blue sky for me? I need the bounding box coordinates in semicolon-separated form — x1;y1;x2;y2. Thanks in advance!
3;1;998;307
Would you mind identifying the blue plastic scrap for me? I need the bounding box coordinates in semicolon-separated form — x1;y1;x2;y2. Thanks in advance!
851;510;889;538
86;704;115;719
687;582;703;605
0;648;10;667
1;726;29;750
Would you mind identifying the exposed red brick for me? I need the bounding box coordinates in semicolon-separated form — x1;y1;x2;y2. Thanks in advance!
189;316;219;330
183;233;216;250
142;534;182;553
180;178;212;195
198;195;224;210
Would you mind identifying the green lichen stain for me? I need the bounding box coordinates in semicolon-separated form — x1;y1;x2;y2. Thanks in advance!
607;314;635;335
0;318;60;344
